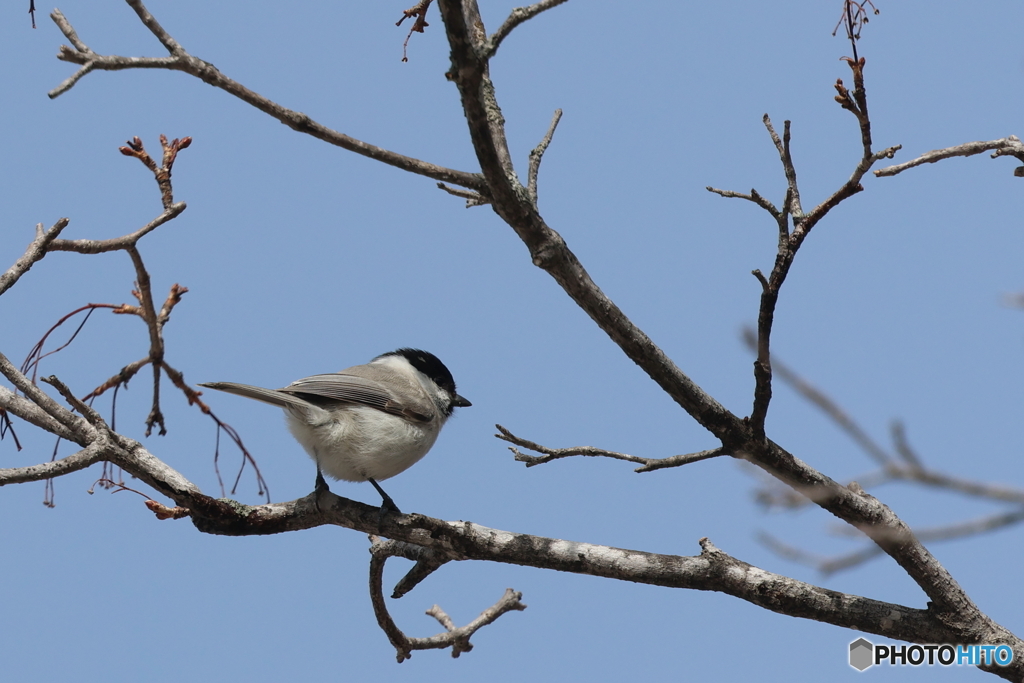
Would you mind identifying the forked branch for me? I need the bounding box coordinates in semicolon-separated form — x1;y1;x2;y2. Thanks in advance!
369;537;525;662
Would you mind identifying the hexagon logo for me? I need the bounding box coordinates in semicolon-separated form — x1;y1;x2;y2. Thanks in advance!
850;638;874;671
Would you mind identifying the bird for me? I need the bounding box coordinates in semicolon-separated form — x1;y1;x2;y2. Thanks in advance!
198;348;470;514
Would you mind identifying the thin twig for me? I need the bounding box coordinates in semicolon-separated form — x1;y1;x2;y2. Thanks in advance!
765;116;803;219
484;0;570;59
436;182;490;207
763;505;1024;575
527;109;562;205
125;0;184;55
706;187;780;218
41;375;107;428
397;0;433;62
0;219;70;296
496;424;726;472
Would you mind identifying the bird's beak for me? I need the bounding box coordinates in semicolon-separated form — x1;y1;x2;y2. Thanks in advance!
452;394;472;408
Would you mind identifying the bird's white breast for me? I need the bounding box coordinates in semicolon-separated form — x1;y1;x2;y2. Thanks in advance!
284;403;440;482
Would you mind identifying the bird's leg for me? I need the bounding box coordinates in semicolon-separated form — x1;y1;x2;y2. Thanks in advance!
313;451;330;513
314;467;330;493
368;478;402;527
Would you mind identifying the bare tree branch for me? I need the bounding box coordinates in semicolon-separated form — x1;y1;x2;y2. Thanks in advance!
437;0;965;615
48;4;487;193
0;387;77;442
0;414;988;654
709;59;900;440
436;182;491;207
0;219;70;296
706;186;780;218
368;537;524;661
0;440;106;486
40;374;106;428
875;136;1024;177
496;424;727;472
742;327;892;467
527;108;562;205
750;332;1024;507
484;0;570;59
368;537;454;599
8;2;1018;673
0;351;89;441
763;506;1024;575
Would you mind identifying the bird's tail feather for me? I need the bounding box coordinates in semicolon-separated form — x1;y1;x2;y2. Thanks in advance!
198;382;311;410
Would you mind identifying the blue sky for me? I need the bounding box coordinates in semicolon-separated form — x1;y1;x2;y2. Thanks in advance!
2;1;1022;680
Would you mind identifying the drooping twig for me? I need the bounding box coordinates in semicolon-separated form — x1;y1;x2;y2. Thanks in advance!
21;304;115;384
832;1;879;63
397;0;434;62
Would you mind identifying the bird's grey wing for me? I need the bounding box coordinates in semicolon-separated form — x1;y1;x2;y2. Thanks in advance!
198;382;315;410
280;370;435;423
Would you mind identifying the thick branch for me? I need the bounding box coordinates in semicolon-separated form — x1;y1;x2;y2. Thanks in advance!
437;0;739;442
199;489;977;649
3;404;1019;666
434;6;1005;648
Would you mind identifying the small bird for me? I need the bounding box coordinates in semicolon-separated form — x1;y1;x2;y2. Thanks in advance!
199;348;470;514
